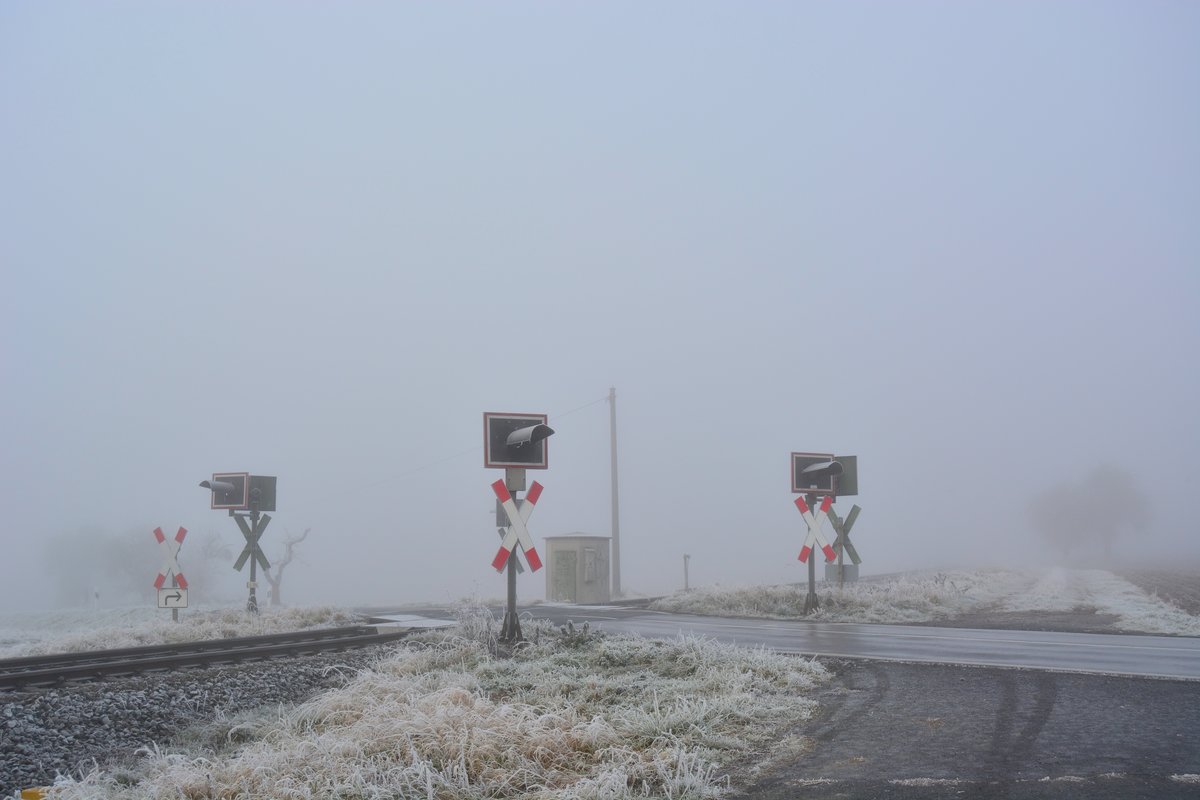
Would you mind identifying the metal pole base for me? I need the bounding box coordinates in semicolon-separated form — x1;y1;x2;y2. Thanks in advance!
499;610;522;643
803;590;820;615
247;594;259;614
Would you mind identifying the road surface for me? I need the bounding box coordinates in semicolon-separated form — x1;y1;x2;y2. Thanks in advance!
482;603;1200;681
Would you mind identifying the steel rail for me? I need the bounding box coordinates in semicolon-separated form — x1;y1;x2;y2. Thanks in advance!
0;626;412;691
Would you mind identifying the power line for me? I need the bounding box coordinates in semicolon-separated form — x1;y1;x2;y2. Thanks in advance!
549;395;608;421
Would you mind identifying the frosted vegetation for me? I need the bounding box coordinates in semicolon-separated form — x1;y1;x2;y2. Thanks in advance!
651;568;1200;636
0;606;361;658
44;605;827;799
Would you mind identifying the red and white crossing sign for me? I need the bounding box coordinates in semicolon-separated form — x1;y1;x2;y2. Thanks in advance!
794;496;837;564
491;479;544;572
153;526;189;590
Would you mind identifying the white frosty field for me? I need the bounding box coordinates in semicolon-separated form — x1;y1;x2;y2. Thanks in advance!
0;606;362;659
651;567;1200;636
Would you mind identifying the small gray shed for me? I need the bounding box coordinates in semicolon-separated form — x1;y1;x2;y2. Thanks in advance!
544;534;611;604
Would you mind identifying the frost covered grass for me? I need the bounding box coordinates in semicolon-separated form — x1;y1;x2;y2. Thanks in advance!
44;607;827;799
0;606;362;658
651;568;1200;635
652;569;1030;624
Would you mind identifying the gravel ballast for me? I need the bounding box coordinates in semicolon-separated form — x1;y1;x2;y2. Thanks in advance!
1;648;384;795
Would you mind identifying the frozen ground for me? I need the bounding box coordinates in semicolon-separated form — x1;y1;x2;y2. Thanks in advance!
0;606;362;659
651;567;1200;636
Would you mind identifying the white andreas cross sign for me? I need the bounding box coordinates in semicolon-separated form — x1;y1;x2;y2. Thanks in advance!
153;526;189;589
794;496;837;564
491;480;544;572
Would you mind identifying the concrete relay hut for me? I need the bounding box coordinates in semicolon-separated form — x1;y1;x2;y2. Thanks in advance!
543;534;611;604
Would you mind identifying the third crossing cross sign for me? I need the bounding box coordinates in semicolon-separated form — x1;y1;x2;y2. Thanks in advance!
827;504;863;566
153;527;189;590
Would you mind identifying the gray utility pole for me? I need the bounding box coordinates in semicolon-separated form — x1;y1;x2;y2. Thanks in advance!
609;386;621;598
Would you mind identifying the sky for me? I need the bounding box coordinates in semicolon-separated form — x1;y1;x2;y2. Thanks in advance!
2;1;1198;613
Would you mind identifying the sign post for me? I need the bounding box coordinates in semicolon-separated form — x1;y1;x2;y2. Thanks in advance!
790;452;860;614
153;526;189;622
484;412;554;643
794;493;837;613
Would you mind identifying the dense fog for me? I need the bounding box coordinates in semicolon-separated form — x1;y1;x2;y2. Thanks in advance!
3;2;1197;613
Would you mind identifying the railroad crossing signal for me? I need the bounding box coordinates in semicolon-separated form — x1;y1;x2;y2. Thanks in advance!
200;473;279;512
157;587;188;608
790;452;859;498
828;504;863;565
795;495;838;564
153;527;189;590
492;479;544;572
484;411;556;644
484;412;554;469
234;513;272;572
200;471;276;614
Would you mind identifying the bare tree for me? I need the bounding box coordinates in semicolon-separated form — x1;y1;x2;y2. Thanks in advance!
1027;465;1150;562
266;527;310;607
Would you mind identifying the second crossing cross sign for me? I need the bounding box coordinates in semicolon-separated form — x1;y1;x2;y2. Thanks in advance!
795;495;838;564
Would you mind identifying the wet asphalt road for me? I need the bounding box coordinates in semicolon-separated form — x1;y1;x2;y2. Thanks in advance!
445;603;1200;680
742;660;1200;799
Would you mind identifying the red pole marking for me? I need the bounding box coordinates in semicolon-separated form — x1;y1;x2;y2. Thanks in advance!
175;527;187;543
491;479;511;504
175;573;189;589
795;497;810;514
798;545;812;563
820;496;833;514
524;548;543;572
492;547;510;572
822;544;837;562
526;482;544;505
154;573;166;590
153;527;165;543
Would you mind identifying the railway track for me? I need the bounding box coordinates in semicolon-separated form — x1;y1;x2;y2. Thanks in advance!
0;624;413;691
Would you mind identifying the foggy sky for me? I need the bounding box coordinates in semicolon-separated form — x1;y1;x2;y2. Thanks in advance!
3;2;1198;613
